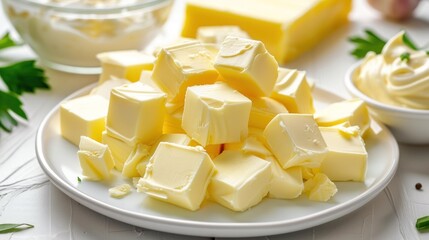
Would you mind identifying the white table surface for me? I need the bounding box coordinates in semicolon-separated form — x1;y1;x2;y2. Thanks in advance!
1;0;429;239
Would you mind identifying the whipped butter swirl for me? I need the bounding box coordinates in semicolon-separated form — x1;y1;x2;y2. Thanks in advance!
354;31;429;109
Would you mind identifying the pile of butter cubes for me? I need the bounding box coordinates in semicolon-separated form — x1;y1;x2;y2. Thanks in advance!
60;32;370;212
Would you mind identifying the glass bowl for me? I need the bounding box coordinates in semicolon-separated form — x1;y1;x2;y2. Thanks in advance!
2;0;173;74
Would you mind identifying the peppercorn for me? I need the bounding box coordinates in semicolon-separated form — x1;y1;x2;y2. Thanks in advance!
416;183;422;190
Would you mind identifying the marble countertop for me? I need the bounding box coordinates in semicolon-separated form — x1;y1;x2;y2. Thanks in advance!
1;0;429;239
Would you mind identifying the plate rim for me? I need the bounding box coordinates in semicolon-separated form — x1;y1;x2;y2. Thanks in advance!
35;83;400;237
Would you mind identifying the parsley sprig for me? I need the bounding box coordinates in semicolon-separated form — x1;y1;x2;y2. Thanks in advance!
0;223;34;234
0;32;49;133
348;29;427;59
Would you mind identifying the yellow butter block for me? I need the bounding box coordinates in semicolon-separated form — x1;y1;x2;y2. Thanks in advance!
303;173;337;202
214;36;278;97
152;38;200;57
182;82;252;146
209;150;271;212
271;68;315;114
97;50;155;83
224;134;272;159
101;131;133;171
60;95;108;146
152;41;219;103
122;143;151;178
138;70;162;92
314;99;371;136
264;113;328;169
266;158;303;200
137;142;215;211
106;82;166;145
78;136;115;181
182;0;352;64
249;96;288;129
319;126;367;182
90;77;130;100
162;103;185;134
135;133;192;177
197;25;249;44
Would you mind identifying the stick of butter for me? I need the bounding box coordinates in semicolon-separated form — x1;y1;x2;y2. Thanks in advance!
197;25;249;44
182;0;351;64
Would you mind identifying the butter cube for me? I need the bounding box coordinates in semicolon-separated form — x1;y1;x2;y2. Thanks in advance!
271;68;315;114
109;184;132;198
135;133;192;177
319;127;367;182
137;142;215;211
267;157;303;200
77;136;114;180
303;173;337;202
314;99;371;136
182;0;352;64
97;50;155;83
182;82;252;146
264;113;328;169
189;141;222;160
209;150;271;212
138;70;162;92
102;131;133;171
90;77;130;100
224;134;272;159
152;41;219;103
197;26;249;44
152;38;200;57
249;97;288;129
106;82;166;145
214;36;278;97
60;95;108;146
162;103;185;134
122;143;151;178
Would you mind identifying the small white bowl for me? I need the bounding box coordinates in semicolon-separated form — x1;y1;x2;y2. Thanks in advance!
345;62;429;145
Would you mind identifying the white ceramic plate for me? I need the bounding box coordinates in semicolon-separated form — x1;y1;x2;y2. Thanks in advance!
36;84;399;238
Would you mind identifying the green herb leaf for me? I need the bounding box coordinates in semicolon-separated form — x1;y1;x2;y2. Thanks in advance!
416;216;429;231
0;32;21;51
0;60;50;95
348;29;387;59
400;52;411;62
402;33;419;50
0;90;28;133
0;223;34;234
77;176;82;183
